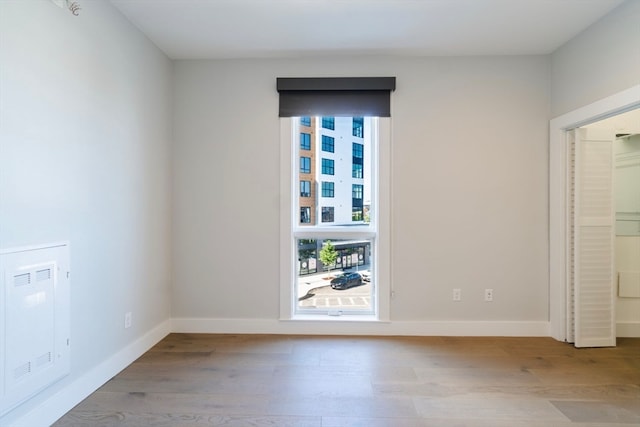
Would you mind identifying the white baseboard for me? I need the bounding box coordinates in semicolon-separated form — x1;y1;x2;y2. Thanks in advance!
6;319;171;427
172;317;550;337
617;321;640;337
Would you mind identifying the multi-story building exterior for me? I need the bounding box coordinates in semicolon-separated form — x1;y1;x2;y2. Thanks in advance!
298;116;370;226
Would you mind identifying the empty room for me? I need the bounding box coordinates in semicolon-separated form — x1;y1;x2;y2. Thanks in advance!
1;0;639;426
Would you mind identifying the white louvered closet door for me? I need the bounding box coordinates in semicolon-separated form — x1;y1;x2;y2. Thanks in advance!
573;127;616;348
567;130;576;344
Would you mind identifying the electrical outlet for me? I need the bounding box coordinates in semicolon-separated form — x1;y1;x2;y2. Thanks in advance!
484;289;493;302
124;312;132;328
453;288;461;301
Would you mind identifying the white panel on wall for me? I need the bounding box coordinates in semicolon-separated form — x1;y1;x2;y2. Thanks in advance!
0;242;70;416
619;271;640;298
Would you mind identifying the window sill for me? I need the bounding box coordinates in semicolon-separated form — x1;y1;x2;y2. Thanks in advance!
284;314;386;323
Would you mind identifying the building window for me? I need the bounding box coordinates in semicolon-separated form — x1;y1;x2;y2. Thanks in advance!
352;184;363;200
352;163;363;179
300;180;311;197
298;239;317;274
300;156;311;174
300;207;311;224
300;133;311;150
321;158;334;175
321;181;334;197
352;207;364;222
352;142;363;158
321;207;334;222
321;116;335;130
321;135;335;152
352;117;364;138
300;116;311;127
352;142;364;179
352;184;364;222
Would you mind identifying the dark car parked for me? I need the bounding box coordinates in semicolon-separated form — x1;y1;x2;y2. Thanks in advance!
330;272;362;290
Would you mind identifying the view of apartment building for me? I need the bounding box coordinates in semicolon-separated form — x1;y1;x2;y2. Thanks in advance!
298;116;370;226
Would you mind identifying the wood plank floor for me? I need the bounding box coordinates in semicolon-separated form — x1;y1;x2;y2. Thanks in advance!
54;334;640;426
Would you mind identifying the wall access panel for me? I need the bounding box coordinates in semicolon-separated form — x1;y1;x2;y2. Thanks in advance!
0;242;71;416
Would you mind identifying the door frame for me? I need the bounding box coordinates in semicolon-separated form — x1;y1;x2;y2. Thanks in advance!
549;84;640;342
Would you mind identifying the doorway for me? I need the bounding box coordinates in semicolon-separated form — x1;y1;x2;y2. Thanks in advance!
549;84;640;346
603;115;640;338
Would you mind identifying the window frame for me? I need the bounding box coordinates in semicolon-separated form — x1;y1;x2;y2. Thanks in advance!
300;206;311;224
353;142;364;158
279;117;391;322
352;183;363;200
321;116;335;130
321;206;335;223
353;117;364;138
321;135;335;153
300;132;311;150
321;181;335;197
352;163;363;179
300;156;311;174
300;180;311;197
321;158;335;175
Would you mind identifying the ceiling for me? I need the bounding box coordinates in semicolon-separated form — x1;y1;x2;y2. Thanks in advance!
108;0;624;60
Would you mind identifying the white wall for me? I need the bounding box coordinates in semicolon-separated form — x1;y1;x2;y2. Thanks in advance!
172;56;551;330
551;0;640;117
0;0;173;424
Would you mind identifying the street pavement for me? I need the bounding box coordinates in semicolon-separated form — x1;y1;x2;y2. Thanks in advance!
297;268;371;309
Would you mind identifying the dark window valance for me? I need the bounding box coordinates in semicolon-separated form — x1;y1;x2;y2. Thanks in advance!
277;77;396;117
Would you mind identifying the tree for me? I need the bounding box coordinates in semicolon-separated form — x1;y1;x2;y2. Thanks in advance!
319;240;338;274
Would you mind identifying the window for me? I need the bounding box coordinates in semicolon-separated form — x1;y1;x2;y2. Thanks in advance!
321;207;334;222
300;156;311;174
278;77;394;321
300;207;311;224
321;116;335;130
352;163;363;179
300;133;311;150
300;116;311;127
352;184;364;222
352;184;363;200
352;117;364;138
352;142;364;179
298;239;317;274
300;180;311;197
321;135;335;152
321;158;334;175
281;116;390;320
352;142;364;158
321;181;334;197
352;207;364;222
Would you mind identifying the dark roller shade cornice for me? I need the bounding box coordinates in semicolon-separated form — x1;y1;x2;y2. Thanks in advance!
277;77;396;117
